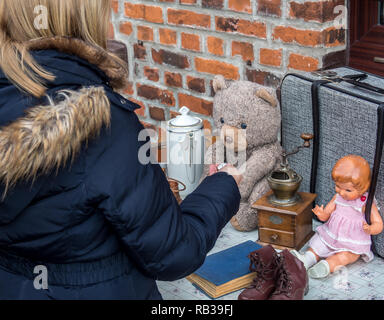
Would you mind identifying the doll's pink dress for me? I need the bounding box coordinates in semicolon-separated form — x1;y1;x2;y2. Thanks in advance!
309;192;374;262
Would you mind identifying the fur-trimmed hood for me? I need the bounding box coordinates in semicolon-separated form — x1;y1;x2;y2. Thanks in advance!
0;37;129;194
26;37;129;91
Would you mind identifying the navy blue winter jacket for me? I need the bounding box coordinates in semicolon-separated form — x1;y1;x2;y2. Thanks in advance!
0;37;241;300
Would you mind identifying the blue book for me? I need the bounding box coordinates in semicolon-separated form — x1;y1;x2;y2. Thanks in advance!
186;241;262;299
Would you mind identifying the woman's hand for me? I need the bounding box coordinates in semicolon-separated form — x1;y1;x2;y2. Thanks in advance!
209;164;243;187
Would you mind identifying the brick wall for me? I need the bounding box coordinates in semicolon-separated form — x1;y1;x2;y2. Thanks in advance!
110;0;347;139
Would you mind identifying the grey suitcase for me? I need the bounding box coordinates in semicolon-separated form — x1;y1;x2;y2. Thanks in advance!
280;67;384;257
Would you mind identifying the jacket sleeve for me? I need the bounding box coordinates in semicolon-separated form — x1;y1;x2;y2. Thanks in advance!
85;105;241;281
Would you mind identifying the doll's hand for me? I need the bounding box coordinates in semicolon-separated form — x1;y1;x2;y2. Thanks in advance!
363;221;372;235
312;205;328;221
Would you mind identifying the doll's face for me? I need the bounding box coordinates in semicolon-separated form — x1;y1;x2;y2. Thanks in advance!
335;182;362;201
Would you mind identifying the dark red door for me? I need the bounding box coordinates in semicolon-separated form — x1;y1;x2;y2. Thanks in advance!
349;0;384;76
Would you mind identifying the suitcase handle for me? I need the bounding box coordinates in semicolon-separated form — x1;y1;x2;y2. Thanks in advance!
344;78;384;94
322;72;384;94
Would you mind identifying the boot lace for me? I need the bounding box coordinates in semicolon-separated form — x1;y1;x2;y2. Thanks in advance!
272;256;293;295
246;253;275;291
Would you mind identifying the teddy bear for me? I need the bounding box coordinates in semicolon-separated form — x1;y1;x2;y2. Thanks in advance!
201;75;282;232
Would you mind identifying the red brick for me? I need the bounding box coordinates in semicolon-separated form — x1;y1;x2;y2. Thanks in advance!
246;69;281;87
124;3;142;20
181;33;201;51
141;122;157;132
129;98;146;117
134;43;147;60
137;84;175;106
216;17;266;38
137;84;159;100
164;72;183;88
232;41;254;62
288;53;319;72
178;93;213;116
119;22;133;36
135;108;145;117
123;82;134;96
289;0;345;23
323;27;346;47
112;0;119;14
260;48;282;67
237;20;266;37
202;0;224;9
207;36;224;56
144;67;159;82
187;76;206;93
170;111;181;119
159;89;175;106
257;0;282;17
149;106;166;121
152;49;190;69
180;0;197;3
195;57;239;80
159;28;177;46
168;9;211;28
137;26;154;42
124;3;163;24
151;49;162;65
273;26;323;47
229;0;252;13
203;119;212;131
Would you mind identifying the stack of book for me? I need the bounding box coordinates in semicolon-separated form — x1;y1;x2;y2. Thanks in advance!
186;241;262;299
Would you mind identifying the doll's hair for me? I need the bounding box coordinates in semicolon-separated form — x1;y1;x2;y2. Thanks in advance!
332;155;371;194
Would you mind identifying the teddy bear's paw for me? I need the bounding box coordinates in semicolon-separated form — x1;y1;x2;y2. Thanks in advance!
230;203;258;232
230;216;245;232
230;216;258;232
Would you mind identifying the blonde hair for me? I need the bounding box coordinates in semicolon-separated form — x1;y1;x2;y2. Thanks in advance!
0;0;111;98
332;155;371;194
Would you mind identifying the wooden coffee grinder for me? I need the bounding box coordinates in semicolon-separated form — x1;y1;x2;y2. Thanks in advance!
252;133;317;251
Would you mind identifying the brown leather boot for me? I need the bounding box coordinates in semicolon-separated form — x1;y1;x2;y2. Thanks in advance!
238;245;279;300
268;249;309;300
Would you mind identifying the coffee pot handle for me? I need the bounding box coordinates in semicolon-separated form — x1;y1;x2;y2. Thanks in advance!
186;132;196;184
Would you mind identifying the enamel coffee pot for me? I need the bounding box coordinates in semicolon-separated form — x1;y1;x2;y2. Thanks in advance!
166;107;205;199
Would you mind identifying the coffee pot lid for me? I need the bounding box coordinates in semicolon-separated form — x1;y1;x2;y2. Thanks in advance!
169;106;201;127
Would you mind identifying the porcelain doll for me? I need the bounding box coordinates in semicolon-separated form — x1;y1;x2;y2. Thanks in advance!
291;155;383;279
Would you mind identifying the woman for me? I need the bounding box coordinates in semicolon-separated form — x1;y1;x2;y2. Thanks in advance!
0;0;242;299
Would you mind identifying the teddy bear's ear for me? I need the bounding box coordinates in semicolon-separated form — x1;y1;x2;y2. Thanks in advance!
255;88;278;108
212;75;227;93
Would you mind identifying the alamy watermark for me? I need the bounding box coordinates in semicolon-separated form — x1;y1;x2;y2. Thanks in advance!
138;122;248;175
333;265;349;291
33;265;48;290
333;5;347;30
33;5;48;30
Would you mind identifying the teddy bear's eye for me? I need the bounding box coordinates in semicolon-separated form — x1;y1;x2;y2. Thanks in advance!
241;123;247;129
220;117;225;124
